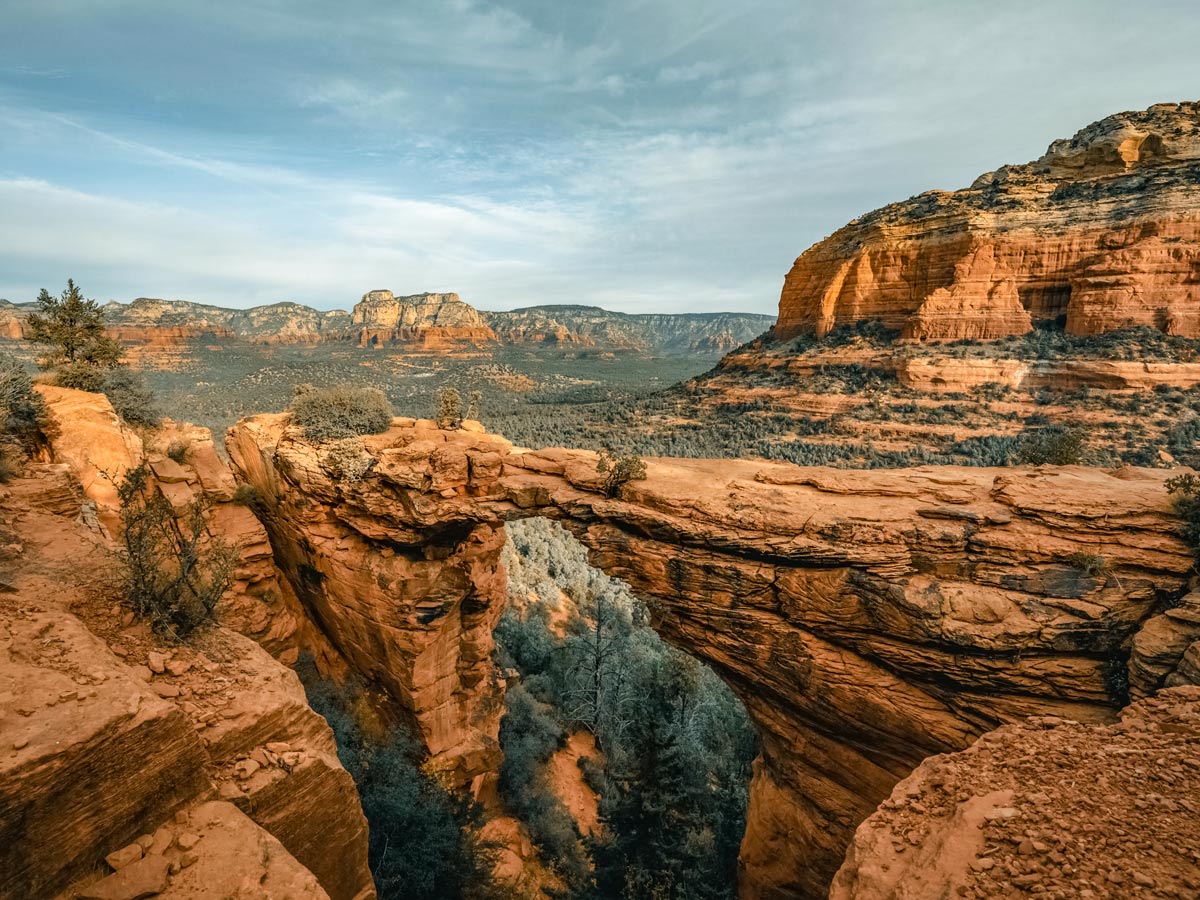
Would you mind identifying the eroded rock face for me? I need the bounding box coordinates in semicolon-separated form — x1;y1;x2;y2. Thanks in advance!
0;463;374;900
775;101;1200;342
352;290;497;348
829;686;1200;900
227;415;1197;899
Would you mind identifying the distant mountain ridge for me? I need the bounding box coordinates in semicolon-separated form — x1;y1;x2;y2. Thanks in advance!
0;291;774;355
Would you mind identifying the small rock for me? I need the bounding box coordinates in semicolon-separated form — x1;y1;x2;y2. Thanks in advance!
133;834;154;852
165;659;191;677
78;853;170;900
250;748;271;768
174;831;201;851
265;741;291;754
1018;839;1037;855
111;645;129;658
146;651;166;674
970;857;995;872
180;852;199;869
234;758;260;780
1131;872;1155;887
103;843;144;871
152;683;180;699
12;737;28;750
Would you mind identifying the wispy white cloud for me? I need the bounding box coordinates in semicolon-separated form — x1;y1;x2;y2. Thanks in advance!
1;0;1199;316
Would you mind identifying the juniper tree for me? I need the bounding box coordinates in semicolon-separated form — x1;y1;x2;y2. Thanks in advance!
26;279;123;370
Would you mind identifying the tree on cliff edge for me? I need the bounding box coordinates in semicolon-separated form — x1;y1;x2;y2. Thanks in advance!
26;279;123;373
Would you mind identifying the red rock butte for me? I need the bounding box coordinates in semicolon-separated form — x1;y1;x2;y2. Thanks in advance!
774;101;1200;342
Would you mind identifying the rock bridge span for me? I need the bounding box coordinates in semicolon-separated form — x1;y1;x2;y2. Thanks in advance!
226;414;1194;900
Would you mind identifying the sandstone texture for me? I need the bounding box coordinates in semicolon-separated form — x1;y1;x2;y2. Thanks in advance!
1;394;374;900
228;414;1199;899
830;686;1200;900
775;101;1200;342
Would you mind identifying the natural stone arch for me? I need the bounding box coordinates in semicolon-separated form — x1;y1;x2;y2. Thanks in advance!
227;415;1193;900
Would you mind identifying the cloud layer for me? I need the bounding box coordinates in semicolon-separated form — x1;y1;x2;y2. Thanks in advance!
2;0;1199;313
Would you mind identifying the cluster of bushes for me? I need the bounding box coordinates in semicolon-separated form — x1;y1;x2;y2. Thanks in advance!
297;658;514;900
290;383;393;439
495;518;756;899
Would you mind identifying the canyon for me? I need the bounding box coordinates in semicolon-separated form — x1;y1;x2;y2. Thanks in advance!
10;389;1198;899
227;414;1199;900
7;99;1200;900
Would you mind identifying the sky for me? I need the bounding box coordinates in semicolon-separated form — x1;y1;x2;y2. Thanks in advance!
1;1;1199;315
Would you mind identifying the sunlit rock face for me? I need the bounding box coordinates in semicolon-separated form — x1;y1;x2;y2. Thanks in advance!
228;415;1197;899
774;101;1200;342
350;290;498;348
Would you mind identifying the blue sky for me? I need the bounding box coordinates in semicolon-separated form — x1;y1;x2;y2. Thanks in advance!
1;0;1198;314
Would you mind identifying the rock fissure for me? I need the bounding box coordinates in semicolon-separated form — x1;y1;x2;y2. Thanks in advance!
226;413;1199;899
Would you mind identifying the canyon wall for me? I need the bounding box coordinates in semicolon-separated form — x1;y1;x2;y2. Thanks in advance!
773;101;1200;342
227;415;1200;899
1;388;375;900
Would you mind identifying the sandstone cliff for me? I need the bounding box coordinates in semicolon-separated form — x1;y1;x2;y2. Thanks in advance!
0;389;375;900
351;290;498;348
227;414;1200;899
830;686;1200;900
774;101;1200;341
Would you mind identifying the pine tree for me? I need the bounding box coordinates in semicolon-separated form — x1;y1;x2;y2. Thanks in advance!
26;279;123;369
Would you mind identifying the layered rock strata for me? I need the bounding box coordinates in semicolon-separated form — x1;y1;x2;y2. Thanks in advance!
3;388;375;899
774;101;1200;342
228;414;1198;899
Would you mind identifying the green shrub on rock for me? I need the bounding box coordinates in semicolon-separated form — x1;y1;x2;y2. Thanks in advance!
289;384;393;440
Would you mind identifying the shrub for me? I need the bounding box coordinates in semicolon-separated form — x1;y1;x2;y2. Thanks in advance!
322;438;374;482
0;450;18;483
1068;551;1112;579
1167;473;1200;559
1014;426;1086;465
296;657;509;900
437;387;463;429
0;354;50;449
289;384;393;440
596;449;646;498
232;483;259;507
117;462;237;639
166;439;189;463
103;368;160;427
53;360;107;392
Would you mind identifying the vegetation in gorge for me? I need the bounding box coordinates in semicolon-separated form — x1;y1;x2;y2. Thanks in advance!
298;658;518;900
496;518;757;899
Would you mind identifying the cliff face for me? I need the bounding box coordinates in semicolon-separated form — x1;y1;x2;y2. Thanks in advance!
227;415;1200;900
485;306;773;353
2;389;375;900
775;101;1200;341
351;290;498;348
